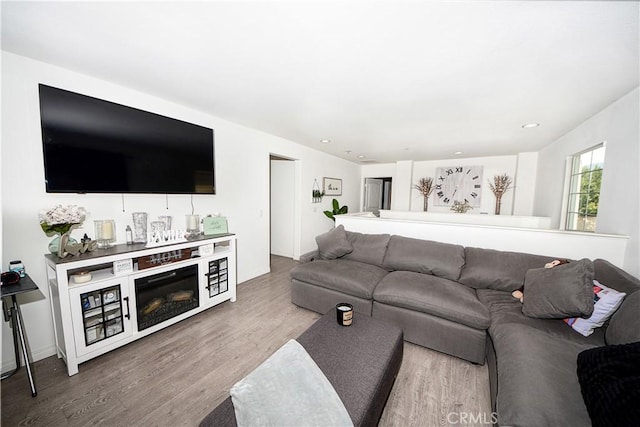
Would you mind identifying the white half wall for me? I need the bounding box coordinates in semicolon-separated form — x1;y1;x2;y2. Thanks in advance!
534;88;640;277
380;210;551;229
337;215;628;268
1;51;361;370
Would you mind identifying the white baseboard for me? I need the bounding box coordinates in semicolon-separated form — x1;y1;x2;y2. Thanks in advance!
270;250;293;258
1;345;57;374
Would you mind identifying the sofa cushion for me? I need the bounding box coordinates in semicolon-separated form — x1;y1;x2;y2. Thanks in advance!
477;289;603;426
342;231;390;268
477;289;606;346
606;290;640;345
577;342;640;427
522;259;595;319
491;321;599;426
373;271;490;330
459;247;557;291
290;259;388;300
382;235;465;281
316;225;353;260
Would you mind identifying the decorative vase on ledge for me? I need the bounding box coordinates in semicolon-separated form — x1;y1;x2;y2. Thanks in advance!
489;173;513;217
495;194;502;215
49;232;77;258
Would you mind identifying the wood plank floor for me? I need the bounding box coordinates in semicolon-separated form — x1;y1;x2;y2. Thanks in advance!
1;256;491;426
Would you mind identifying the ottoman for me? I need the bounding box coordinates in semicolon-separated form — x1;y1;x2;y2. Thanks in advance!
200;310;404;426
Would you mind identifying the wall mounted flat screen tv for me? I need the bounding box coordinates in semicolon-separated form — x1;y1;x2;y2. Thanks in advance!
39;84;215;194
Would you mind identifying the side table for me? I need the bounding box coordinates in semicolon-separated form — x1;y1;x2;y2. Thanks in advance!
1;274;39;396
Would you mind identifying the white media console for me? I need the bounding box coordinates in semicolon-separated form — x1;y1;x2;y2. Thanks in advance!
45;234;236;376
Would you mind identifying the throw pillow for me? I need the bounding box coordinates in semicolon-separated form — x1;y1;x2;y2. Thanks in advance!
522;258;595;319
577;342;640;427
564;280;626;337
316;225;353;260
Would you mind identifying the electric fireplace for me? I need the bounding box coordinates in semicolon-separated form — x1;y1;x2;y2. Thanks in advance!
134;264;199;331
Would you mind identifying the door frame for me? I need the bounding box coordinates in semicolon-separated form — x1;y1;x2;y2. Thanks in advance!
269;154;302;260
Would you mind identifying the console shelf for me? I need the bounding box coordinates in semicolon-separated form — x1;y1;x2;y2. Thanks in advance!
45;233;237;376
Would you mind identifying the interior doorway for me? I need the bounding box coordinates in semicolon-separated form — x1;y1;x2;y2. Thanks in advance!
363;177;392;215
270;155;296;261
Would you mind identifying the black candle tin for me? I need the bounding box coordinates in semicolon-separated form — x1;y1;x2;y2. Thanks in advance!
336;303;353;326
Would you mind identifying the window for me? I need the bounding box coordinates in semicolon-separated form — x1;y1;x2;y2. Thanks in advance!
564;144;605;232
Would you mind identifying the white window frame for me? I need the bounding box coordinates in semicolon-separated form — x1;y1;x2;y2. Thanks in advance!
560;142;606;232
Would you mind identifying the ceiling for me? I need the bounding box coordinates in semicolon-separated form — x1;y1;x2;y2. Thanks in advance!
2;1;638;164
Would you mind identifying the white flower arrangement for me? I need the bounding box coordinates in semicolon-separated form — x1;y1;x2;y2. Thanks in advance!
39;204;87;236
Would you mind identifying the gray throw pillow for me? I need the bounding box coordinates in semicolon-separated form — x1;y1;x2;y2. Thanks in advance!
522;258;595;319
316;225;353;260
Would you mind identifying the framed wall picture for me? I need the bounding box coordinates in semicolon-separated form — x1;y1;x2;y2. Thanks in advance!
323;177;342;196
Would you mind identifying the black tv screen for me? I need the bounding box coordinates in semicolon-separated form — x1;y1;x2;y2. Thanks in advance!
39;84;215;194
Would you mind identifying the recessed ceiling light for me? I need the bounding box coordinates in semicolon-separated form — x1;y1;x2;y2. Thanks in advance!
345;150;352;155
320;139;331;144
357;155;365;159
454;151;463;155
521;123;540;129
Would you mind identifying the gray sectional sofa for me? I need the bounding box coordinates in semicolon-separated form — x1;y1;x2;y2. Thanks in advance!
290;226;640;426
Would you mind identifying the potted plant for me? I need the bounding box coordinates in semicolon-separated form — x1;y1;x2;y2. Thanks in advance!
323;199;348;222
312;189;325;203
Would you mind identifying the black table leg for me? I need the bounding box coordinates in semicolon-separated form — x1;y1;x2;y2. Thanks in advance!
13;296;37;396
0;298;21;380
0;296;37;396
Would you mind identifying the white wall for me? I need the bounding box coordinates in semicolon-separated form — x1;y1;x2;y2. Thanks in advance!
534;88;640;277
391;160;413;211
360;163;396;211
411;155;519;214
270;160;295;257
513;152;538;216
362;155;534;216
0;52;360;370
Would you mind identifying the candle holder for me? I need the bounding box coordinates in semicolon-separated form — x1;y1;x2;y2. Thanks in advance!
336;303;353;326
94;219;116;249
132;212;148;243
158;215;172;231
149;221;167;244
186;214;200;237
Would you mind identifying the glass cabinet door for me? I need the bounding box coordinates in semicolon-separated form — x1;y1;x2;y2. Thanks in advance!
206;258;228;298
80;285;125;346
70;279;132;356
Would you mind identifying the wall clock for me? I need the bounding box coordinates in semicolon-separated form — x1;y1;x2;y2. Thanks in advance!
433;166;483;207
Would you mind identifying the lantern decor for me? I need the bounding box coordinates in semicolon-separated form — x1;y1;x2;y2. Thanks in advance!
489;173;513;215
94;219;116;249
